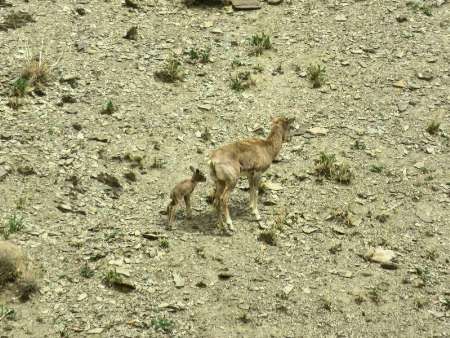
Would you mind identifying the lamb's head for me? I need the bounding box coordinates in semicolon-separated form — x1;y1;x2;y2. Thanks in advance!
272;116;295;142
190;166;207;182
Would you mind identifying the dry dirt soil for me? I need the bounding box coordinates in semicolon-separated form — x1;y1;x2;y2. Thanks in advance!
0;0;449;337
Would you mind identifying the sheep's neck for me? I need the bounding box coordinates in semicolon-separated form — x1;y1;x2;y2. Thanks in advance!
265;125;283;159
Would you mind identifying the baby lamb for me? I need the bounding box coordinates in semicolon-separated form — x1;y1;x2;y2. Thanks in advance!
209;116;295;234
167;166;206;227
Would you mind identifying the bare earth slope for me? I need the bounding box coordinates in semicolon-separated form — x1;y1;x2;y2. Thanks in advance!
0;0;449;337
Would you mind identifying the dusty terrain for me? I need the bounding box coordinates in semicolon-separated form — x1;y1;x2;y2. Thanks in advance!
0;0;449;337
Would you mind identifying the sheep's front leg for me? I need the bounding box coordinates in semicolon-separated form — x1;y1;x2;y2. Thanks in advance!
249;174;261;221
184;195;192;219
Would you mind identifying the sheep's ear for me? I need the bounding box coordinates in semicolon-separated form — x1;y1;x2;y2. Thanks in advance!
272;116;280;124
189;166;195;173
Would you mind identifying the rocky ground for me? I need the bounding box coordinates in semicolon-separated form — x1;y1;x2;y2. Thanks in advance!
0;0;449;337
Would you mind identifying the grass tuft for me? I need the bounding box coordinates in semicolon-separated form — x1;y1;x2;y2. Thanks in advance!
248;33;272;56
154;57;184;83
314;152;353;184
306;63;326;88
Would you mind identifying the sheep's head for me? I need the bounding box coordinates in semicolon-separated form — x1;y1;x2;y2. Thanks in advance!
272;116;295;142
190;166;207;182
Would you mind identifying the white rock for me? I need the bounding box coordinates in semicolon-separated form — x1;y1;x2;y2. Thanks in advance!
366;247;396;263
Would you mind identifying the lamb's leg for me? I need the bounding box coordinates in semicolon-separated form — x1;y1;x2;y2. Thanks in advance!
249;174;261;221
167;199;178;226
184;195;192;219
206;187;216;205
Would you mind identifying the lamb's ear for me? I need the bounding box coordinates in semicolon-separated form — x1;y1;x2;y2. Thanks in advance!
189;166;195;173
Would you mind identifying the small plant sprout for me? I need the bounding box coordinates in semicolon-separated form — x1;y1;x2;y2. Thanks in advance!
102;269;122;288
188;47;211;63
151;318;174;333
257;228;277;246
248;33;272;56
307;63;326;88
3;213;24;239
154;56;184;83
407;0;432;16
426;120;440;135
367;287;382;304
101;99;116;115
11;77;30;97
231;58;243;68
414;266;431;285
150;158;165;169
0;305;16;321
442;297;450;310
188;48;199;60
351;140;366;150
230;71;255;91
80;264;95;278
369;164;384;173
159;238;170;249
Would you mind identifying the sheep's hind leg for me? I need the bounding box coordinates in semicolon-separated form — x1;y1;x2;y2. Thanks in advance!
249;174;261;221
222;184;236;234
214;182;226;231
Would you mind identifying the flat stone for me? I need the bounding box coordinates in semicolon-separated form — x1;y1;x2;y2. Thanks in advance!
393;80;407;88
366;247;396;263
415;202;434;223
416;71;433;81
397;102;408;112
65;107;79;114
414;161;425;169
302;225;319;234
198;104;212;111
307;127;328;136
283;284;294;296
173;273;185;288
268;0;282;4
232;0;261;10
87;328;104;334
335;14;347;22
116;267;131;277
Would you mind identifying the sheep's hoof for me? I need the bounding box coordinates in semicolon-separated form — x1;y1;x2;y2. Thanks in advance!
223;226;235;236
226;222;235;233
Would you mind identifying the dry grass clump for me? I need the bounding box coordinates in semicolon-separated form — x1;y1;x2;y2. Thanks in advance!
8;45;55;109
